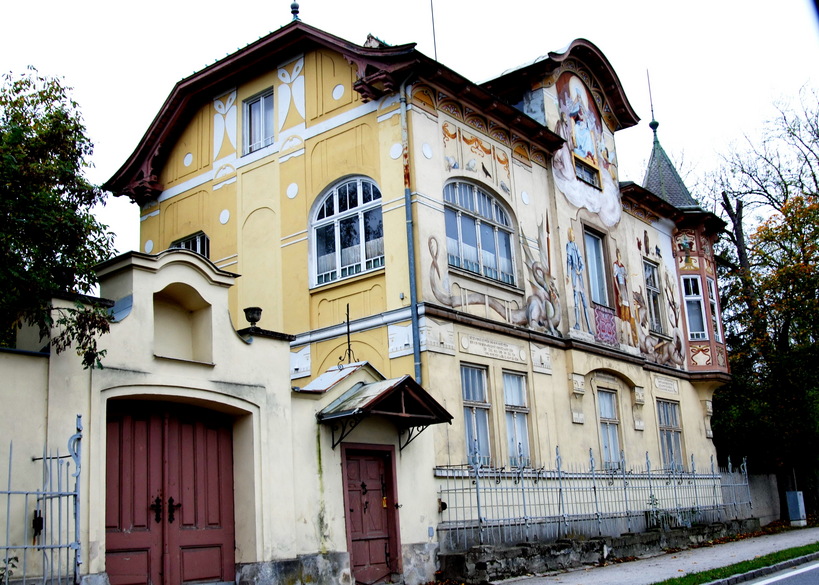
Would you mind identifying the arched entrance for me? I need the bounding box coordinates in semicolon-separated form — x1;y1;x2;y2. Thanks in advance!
105;401;236;585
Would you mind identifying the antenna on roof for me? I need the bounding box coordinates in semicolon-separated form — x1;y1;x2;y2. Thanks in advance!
646;70;659;140
430;0;439;61
291;1;300;20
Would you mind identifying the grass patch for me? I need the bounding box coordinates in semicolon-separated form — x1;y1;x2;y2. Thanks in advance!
652;542;819;585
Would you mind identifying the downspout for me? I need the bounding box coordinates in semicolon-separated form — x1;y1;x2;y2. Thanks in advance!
400;80;422;384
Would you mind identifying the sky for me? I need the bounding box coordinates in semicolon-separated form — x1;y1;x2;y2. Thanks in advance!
2;0;818;254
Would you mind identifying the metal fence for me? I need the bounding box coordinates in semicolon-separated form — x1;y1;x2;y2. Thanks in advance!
2;416;82;584
436;447;751;552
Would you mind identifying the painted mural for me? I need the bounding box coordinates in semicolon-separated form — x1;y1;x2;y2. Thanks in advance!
552;72;621;227
428;221;561;336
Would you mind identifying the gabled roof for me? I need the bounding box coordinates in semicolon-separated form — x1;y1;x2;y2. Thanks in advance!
313;363;453;450
105;20;563;204
642;120;701;210
480;38;640;132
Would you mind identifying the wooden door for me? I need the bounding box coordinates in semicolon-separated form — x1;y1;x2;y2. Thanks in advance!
106;402;235;585
343;449;399;585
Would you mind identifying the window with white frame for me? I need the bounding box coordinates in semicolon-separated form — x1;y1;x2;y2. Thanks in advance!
461;365;491;465
444;182;515;285
682;275;707;340
706;278;722;342
503;372;530;468
584;229;610;306
643;260;664;334
657;400;683;471
597;389;620;469
171;231;210;259
244;90;275;154
313;178;384;286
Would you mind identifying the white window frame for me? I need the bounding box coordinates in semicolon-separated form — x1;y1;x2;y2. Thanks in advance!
597;389;621;470
706;277;722;343
584;229;610;306
170;231;210;259
657;399;684;471
444;181;515;286
643;260;665;334
244;89;275;154
461;364;491;465
503;371;530;468
312;177;384;286
682;275;708;341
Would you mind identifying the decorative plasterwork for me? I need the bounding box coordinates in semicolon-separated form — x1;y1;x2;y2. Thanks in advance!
622;198;660;225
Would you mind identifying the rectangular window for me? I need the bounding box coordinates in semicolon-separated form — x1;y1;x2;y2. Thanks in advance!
598;390;620;469
657;400;683;471
574;157;601;188
682;276;707;340
245;90;274;153
706;278;722;343
171;232;210;259
643;261;664;334
461;365;490;465
503;372;530;467
584;229;610;306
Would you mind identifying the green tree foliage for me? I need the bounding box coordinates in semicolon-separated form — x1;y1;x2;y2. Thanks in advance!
0;68;114;368
711;88;819;510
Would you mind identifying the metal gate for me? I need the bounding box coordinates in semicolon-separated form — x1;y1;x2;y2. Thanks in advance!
2;415;82;584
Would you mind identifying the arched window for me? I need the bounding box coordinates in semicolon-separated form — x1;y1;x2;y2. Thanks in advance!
313;177;384;285
444;181;515;285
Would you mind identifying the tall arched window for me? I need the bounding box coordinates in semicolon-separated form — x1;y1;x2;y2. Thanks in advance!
313;177;384;285
444;181;515;285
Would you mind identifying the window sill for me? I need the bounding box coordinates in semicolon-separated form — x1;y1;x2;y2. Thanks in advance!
447;265;524;296
154;354;215;367
310;265;385;292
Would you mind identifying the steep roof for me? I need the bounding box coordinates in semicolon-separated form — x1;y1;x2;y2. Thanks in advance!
642;120;701;210
104;19;563;204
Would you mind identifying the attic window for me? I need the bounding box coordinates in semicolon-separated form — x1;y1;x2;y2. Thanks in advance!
244;89;275;154
574;157;601;189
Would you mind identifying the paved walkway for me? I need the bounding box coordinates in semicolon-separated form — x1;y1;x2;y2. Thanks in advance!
496;527;819;585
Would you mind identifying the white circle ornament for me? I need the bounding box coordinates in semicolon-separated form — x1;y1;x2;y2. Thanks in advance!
390;143;403;160
332;84;345;100
219;210;230;225
287;183;299;199
183;153;193;167
144;240;154;253
521;191;530;205
422;143;433;159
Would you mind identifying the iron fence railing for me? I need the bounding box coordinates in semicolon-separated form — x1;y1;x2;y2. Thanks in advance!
2;416;82;584
436;447;750;552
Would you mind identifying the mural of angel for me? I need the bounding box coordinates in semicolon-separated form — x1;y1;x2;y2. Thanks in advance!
551;72;622;227
612;249;639;346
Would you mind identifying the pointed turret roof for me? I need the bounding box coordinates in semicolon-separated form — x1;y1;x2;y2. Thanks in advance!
642;120;700;210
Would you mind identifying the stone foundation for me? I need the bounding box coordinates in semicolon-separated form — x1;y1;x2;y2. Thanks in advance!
437;518;762;584
236;551;351;585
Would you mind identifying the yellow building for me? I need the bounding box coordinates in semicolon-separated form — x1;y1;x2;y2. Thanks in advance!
96;16;731;585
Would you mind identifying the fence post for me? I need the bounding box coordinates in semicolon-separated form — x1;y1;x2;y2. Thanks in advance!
69;415;82;584
590;448;602;536
556;446;567;538
471;445;485;545
621;450;631;533
517;444;530;543
646;452;657;528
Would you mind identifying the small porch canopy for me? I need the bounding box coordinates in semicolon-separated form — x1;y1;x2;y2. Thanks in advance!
316;375;453;450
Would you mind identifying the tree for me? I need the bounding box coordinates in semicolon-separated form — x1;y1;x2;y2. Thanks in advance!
0;68;115;368
710;87;819;513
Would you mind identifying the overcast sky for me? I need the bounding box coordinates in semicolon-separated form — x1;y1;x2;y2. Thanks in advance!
3;0;818;253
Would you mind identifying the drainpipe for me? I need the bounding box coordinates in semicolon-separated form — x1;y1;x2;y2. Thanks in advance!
400;80;422;384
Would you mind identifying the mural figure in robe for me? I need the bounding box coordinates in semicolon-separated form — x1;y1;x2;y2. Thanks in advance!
612;248;638;346
565;227;592;332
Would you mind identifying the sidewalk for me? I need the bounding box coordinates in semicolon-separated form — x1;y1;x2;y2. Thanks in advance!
496;526;819;585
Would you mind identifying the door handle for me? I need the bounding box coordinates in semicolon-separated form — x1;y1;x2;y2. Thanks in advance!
167;497;182;524
149;496;163;523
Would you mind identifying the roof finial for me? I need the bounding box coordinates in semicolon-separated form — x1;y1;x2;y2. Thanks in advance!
647;70;659;141
291;1;300;20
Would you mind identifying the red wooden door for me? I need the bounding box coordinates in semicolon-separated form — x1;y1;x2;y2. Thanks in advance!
344;450;398;585
106;402;235;585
